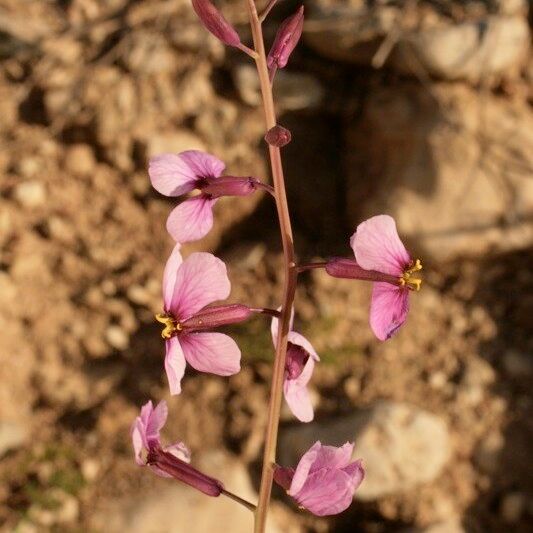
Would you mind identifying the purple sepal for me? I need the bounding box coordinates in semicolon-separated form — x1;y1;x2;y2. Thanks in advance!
191;0;242;47
181;304;253;331
325;257;399;286
200;176;258;198
147;447;224;497
273;465;295;491
267;6;304;69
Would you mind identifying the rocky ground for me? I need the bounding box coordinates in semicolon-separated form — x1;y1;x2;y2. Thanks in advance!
0;0;532;532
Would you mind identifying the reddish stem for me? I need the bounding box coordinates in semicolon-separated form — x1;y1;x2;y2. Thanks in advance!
244;1;297;531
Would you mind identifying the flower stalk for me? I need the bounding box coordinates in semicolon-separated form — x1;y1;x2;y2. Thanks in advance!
243;1;298;530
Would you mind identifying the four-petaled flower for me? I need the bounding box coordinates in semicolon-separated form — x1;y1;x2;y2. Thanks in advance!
149;150;262;243
271;309;319;422
326;215;422;341
132;399;191;472
158;244;249;394
132;400;224;496
274;441;364;516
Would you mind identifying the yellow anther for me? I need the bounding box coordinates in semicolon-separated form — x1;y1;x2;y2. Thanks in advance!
399;259;423;291
407;258;422;274
155;313;180;339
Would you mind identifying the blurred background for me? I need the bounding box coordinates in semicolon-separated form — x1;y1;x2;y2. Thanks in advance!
0;0;532;531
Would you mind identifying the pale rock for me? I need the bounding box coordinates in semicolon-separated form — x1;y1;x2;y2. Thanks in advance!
280;401;451;500
63;144;96;176
404;519;466;533
146;130;206;158
500;492;526;523
0;420;28;456
494;0;528;15
90;452;300;533
105;325;129;351
474;430;504;473
396;16;530;82
305;3;529;82
16;157;41;178
233;64;324;111
14;181;46;208
127;285;152;306
502;349;532;377
81;458;100;482
48;489;79;524
345;83;533;261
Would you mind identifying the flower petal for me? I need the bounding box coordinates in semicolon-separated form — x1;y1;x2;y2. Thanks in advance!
145;400;168;443
343;459;365;492
295;467;356;516
132;417;147;465
284;361;315;423
350;215;410;276
288;331;319;362
164;441;191;464
149;154;200;196
165;337;187;395
288;441;321;496
168;252;230;319
180;150;225;180
166;196;216;244
180;332;241;376
312;442;354;471
370;282;410;341
163;244;183;311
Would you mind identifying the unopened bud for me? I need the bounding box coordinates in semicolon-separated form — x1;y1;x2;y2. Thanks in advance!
265;125;292;147
191;0;241;47
267;6;304;69
181;304;253;331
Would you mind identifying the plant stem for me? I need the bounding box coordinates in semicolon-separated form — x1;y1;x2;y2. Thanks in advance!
296;261;327;273
244;1;297;531
221;488;257;512
250;307;282;318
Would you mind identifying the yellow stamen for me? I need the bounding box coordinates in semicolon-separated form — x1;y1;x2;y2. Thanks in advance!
155;313;181;339
399;259;423;291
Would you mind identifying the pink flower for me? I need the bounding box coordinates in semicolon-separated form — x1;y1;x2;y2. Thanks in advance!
271;309;319;422
158;245;249;394
131;399;191;470
132;400;224;496
326;215;422;341
274;441;364;516
149;150;262;243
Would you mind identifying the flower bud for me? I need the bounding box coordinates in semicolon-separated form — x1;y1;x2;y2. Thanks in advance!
201;176;258;198
181;304;253;331
267;6;304;69
191;0;241;47
265;125;292;147
147;447;224;497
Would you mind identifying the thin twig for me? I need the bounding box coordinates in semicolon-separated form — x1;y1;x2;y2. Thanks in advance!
221;489;257;512
259;0;278;23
